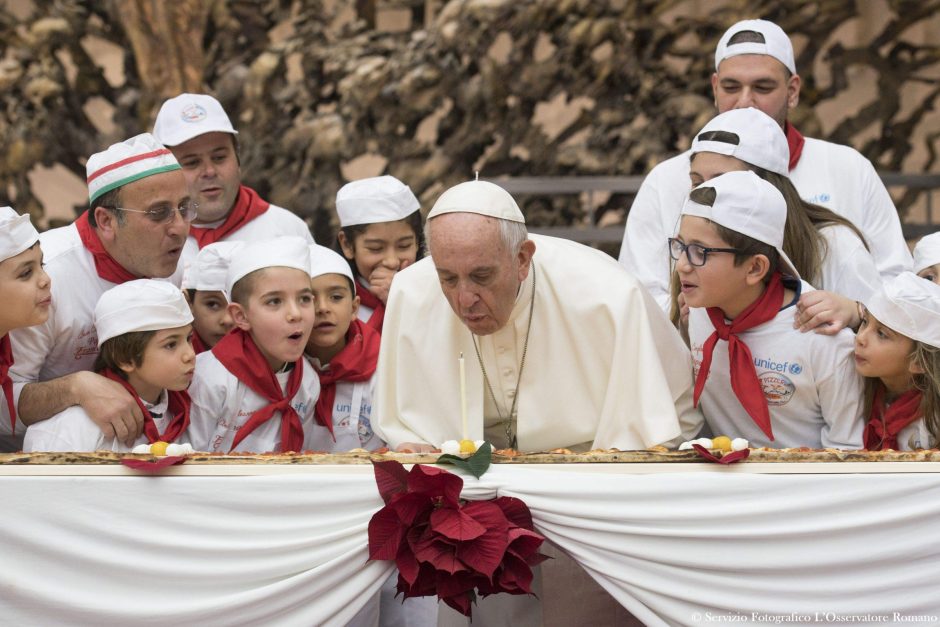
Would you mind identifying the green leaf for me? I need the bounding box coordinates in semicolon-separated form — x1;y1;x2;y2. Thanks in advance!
436;442;493;479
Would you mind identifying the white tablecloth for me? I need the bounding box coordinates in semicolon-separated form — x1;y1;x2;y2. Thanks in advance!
3;464;940;626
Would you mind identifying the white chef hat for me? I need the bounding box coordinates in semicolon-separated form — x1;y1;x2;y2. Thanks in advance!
681;170;799;279
715;19;796;75
427;180;525;223
226;236;312;297
182;241;243;292
309;244;354;284
152;93;238;147
335;175;420;227
863;272;940;349
0;207;39;264
912;232;940;275
691;108;789;176
95;279;194;347
86;133;181;204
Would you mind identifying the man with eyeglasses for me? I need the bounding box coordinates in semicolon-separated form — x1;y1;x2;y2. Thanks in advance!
152;93;313;270
8;134;192;449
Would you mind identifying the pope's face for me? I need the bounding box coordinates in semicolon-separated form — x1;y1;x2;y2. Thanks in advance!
429;213;534;336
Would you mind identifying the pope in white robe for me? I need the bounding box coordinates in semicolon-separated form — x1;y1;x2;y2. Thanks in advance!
373;180;701;454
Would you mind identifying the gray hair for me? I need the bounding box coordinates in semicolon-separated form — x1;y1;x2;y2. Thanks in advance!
425;214;528;257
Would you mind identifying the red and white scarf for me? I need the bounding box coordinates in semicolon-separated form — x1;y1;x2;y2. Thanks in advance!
75;211;140;284
99;369;191;444
785;122;805;171
863;384;923;451
188;185;270;248
355;281;385;333
212;328;305;452
694;273;787;440
313;319;380;436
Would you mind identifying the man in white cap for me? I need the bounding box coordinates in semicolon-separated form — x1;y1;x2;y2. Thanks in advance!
374;180;702;624
619;18;912;313
153;93;314;268
10;133;192;446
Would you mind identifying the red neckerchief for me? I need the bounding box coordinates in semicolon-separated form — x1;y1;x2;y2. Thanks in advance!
191;331;209;355
785;122;805;171
99;369;191;444
863;384;923;451
211;328;305;452
355;281;385;333
188;185;270;248
694;273;786;440
313;319;380;437
75;211;140;284
1;335;16;431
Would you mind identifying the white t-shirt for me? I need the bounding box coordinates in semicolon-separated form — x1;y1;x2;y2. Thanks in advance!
307;357;383;452
178;204;314;271
896;418;937;451
817;224;881;302
688;281;865;449
187;351;324;453
23;391;187;452
619;138;912;311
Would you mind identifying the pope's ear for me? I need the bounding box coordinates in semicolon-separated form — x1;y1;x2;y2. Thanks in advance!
517;239;536;282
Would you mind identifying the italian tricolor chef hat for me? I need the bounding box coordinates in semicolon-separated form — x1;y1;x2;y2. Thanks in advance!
335;175;420;227
226;236;312;297
691;108;789;177
183;241;243;292
681;170;800;280
863;272;940;349
0;206;39;264
95;279;194;347
86;133;181;204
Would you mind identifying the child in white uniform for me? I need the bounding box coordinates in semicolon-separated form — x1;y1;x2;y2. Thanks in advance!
913;232;940;285
24;280;195;452
304;244;384;452
182;241;240;353
679;171;864;448
0;207;51;451
187;236;324;453
334;176;424;332
855;273;940;450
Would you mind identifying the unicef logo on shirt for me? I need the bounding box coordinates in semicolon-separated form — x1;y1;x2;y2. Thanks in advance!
808;193;831;204
759;372;795;406
788;363;803;375
181;104;208;123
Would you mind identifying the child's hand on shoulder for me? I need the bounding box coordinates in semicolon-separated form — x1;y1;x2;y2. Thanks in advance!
794;290;860;335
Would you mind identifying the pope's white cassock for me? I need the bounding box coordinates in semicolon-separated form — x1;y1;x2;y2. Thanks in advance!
373;187;702;453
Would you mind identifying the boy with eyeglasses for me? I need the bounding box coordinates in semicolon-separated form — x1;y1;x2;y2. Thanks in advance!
10;133;192;448
674;170;864;449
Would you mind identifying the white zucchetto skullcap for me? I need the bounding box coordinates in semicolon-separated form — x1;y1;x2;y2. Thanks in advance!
0;207;39;264
863;272;940;349
427;180;525;223
182;241;243;292
152;93;238;147
226;236;312;297
86;133;181;204
912;232;940;275
335;175;420;227
309;244;354;284
95;279;193;347
691;108;789;177
715;19;796;75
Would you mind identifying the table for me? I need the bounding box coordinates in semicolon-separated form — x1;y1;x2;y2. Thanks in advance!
3;462;940;626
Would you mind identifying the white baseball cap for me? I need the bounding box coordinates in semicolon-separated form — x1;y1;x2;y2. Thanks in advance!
86;133;181;204
427;180;525;223
226;236;312;297
335;176;420;227
152;93;238;147
691;108;789;176
0;206;39;264
715;19;796;75
309;244;354;284
183;241;243;292
681;170;799;279
913;232;940;275
95;279;194;347
863;272;940;349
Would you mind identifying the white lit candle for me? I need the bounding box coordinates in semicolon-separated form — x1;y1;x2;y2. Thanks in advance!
459;352;468;441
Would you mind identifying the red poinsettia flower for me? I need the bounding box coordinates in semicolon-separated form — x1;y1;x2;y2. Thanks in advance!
367;461;548;617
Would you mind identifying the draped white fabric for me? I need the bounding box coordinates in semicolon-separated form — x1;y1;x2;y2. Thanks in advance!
3;465;940;626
